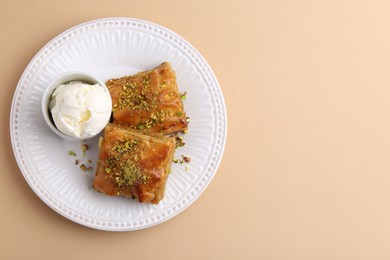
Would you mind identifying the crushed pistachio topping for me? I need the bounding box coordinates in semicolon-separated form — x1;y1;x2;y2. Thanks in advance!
115;160;139;187
179;155;191;164
112;159;150;188
134;110;176;131
142;77;150;86
111;139;138;154
180;91;187;100
81;144;89;157
139;174;150;184
105;156;117;168
175;136;186;148
104;138;150;189
68;150;76;156
114;78;158;112
68;144;93;172
160;80;168;88
80;164;87;172
182;155;191;163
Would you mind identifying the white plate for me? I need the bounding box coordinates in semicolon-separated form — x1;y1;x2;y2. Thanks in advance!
10;17;227;231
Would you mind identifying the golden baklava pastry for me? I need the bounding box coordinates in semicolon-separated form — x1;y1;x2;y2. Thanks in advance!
107;62;188;135
93;123;175;204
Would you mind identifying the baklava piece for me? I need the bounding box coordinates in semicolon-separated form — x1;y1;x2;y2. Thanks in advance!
93;123;175;204
107;62;188;135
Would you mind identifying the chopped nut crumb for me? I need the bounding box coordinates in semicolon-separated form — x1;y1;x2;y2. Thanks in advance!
81;144;89;157
80;164;87;172
175;136;185;148
182;155;191;163
68;150;76;156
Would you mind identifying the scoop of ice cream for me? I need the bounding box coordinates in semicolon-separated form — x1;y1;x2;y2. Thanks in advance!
49;81;112;138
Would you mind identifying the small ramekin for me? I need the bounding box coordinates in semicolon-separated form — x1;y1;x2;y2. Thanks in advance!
41;71;111;142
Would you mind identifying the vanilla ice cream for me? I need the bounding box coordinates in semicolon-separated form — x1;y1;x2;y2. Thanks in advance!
49;81;112;138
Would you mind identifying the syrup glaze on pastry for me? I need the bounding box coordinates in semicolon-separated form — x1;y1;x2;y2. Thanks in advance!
93;123;175;204
107;62;188;135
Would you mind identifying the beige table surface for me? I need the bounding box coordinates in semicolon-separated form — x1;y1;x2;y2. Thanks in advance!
2;0;390;259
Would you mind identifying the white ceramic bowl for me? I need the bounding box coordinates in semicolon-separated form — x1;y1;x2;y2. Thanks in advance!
41;71;112;142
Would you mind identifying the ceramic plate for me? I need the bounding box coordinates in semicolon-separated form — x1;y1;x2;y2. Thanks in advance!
10;17;227;231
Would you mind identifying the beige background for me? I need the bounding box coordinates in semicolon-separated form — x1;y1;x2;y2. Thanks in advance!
2;0;390;259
